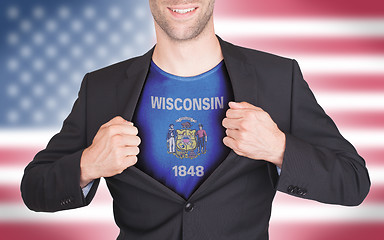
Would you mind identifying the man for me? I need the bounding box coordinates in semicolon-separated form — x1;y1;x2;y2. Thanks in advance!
167;124;176;153
196;123;207;154
21;0;370;239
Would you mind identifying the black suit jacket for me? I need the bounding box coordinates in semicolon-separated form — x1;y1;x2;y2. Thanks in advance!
21;37;370;240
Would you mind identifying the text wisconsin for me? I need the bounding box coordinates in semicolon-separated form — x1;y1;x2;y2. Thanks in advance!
151;96;224;111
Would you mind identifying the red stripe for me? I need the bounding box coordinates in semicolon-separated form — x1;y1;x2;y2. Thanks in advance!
225;37;384;55
358;148;384;166
305;74;384;92
0;223;119;240
366;186;384;203
0;147;40;166
327;111;384;129
0;222;383;240
0;185;22;203
270;223;384;240
215;0;384;17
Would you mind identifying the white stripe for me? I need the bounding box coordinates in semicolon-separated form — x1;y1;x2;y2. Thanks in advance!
2;166;383;185
271;203;384;223
215;18;384;37
0;204;114;223
295;55;384;74
0;128;58;147
0;167;23;184
340;129;384;148
366;165;383;184
315;92;384;112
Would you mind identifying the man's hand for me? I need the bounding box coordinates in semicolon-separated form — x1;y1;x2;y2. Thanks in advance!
222;102;285;168
80;116;141;188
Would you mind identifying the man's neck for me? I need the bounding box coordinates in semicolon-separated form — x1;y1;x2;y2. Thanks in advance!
152;23;223;77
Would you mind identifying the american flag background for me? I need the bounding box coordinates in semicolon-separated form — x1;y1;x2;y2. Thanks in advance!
0;0;383;239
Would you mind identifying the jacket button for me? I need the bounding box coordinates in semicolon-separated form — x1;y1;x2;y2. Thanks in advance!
298;188;307;196
287;185;295;194
185;202;194;212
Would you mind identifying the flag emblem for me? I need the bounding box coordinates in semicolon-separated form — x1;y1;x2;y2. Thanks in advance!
166;117;207;159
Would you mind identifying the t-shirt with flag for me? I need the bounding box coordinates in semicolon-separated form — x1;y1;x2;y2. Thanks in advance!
133;60;234;199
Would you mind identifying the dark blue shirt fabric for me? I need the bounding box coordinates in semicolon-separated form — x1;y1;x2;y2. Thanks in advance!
132;60;234;199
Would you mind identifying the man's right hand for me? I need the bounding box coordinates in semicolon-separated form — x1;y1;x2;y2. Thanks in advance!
80;116;140;188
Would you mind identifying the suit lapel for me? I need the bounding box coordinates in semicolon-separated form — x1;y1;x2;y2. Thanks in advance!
117;47;154;121
219;37;259;105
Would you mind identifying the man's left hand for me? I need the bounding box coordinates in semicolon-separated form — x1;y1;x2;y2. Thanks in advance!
222;102;285;168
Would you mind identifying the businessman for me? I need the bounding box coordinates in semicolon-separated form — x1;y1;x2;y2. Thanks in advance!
21;0;370;239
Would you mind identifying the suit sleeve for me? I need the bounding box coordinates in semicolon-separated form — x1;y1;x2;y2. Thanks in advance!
276;60;370;206
20;74;100;212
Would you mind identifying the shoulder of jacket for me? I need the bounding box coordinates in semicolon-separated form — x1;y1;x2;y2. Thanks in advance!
221;39;293;67
86;55;141;80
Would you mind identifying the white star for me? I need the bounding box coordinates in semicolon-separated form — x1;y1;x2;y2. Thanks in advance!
33;58;45;71
7;6;19;20
32;84;44;97
109;6;121;19
83;32;95;44
7;32;19;45
45;45;58;58
58;58;70;71
20;19;32;32
33;111;44;123
45;72;57;84
84;6;96;19
122;20;133;32
33;6;45;19
20;72;32;84
71;19;83;32
7;110;19;123
84;59;95;70
58;32;70;45
20;45;32;58
71;45;83;58
33;32;45;45
46;19;57;32
109;33;121;44
96;46;107;58
7;84;19;97
20;97;32;110
45;97;57;110
7;58;19;71
58;85;70;97
58;6;70;19
96;20;108;32
135;7;147;19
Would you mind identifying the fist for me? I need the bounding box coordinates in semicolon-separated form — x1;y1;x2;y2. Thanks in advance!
80;116;141;187
222;102;285;167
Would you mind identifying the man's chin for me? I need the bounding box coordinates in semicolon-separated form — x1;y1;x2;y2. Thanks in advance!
165;27;207;42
